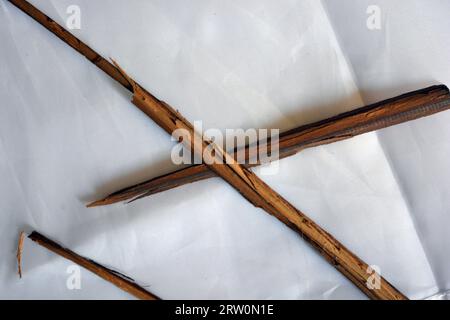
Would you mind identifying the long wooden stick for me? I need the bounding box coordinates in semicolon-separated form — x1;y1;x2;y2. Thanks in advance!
88;85;450;206
28;231;160;300
8;0;407;299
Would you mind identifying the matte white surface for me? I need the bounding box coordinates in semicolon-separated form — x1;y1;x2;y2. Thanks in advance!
0;0;448;299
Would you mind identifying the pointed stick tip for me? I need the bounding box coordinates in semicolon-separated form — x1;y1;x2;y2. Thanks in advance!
86;200;103;208
86;197;124;208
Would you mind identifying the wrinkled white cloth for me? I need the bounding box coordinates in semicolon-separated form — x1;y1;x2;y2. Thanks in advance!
0;0;449;299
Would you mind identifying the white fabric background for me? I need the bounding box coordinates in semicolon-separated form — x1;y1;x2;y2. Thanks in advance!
0;0;448;299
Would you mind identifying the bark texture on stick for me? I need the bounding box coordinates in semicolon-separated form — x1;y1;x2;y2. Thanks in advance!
88;85;450;206
8;0;408;299
28;231;160;300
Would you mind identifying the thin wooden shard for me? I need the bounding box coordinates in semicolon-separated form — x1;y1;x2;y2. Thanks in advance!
16;231;26;278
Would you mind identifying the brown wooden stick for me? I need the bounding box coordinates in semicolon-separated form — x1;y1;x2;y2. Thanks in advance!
8;0;407;299
28;231;160;300
87;85;450;206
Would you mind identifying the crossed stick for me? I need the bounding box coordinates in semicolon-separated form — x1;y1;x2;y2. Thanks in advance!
8;0;450;300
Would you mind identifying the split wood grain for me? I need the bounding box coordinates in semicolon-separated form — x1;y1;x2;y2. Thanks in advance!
8;0;409;299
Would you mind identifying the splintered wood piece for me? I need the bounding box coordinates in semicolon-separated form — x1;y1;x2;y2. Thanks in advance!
9;0;408;299
87;85;450;206
16;231;26;278
28;231;160;300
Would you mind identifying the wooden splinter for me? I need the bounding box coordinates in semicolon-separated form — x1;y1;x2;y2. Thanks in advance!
16;231;26;278
8;0;409;299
